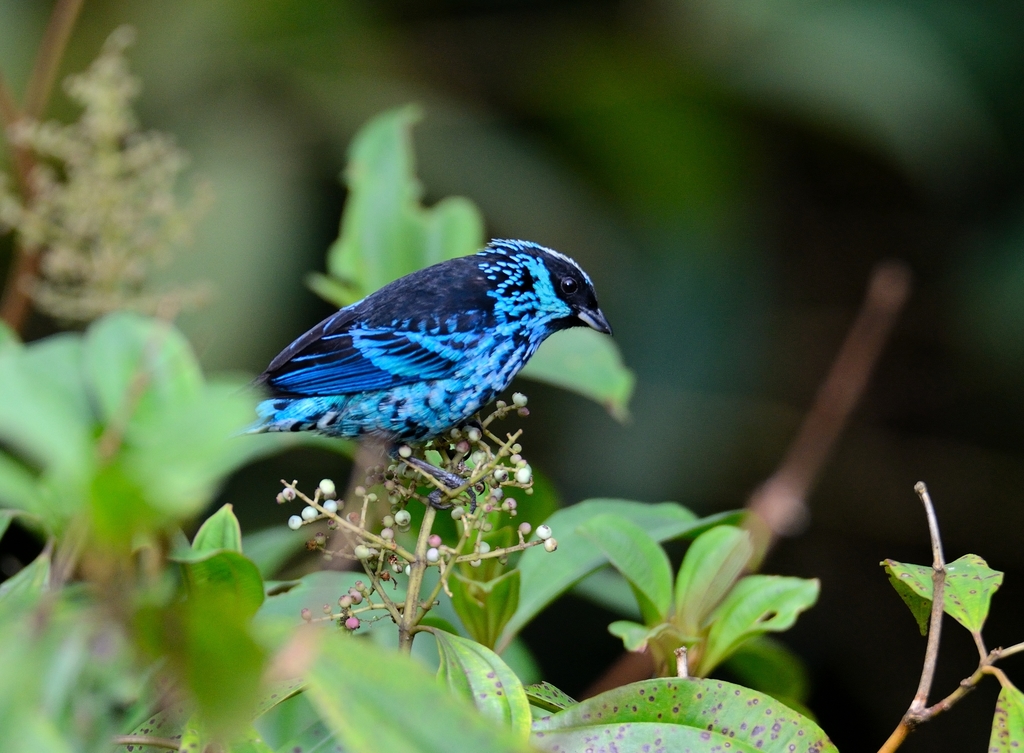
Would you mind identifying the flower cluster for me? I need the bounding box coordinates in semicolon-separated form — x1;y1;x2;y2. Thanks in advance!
0;26;210;322
277;394;557;635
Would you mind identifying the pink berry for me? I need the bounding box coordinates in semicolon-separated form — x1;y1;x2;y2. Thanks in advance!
345;616;360;630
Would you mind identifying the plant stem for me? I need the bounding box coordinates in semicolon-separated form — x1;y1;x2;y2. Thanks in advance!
398;505;436;651
877;481;948;753
24;0;86;118
909;481;946;713
0;0;86;333
746;261;911;560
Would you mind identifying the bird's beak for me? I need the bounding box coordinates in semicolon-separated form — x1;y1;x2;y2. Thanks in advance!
577;307;613;335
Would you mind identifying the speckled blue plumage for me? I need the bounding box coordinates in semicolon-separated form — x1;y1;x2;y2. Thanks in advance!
251;239;611;443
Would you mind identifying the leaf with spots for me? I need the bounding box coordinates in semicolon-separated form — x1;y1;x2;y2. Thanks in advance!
882;554;1004;634
881;559;933;635
525;682;577;714
531;677;838;753
115;702;189;752
989;685;1024;753
427;627;533;740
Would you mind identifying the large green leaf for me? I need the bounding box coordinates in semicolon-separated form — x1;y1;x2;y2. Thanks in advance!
306;633;532;753
577;513;672;624
428;628;532;739
518;328;634;421
700;575;820;675
532;677;837;753
449;569;520;650
0;335;94;522
178;550;266;619
674;525;752;636
500;499;740;651
990;685;1024;752
882;554;1003;635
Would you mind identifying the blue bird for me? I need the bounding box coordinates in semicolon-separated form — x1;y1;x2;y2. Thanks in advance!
250;239;611;499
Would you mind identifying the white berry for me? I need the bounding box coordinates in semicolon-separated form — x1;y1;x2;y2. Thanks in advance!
287;515;303;530
301;506;318;521
536;524;552;540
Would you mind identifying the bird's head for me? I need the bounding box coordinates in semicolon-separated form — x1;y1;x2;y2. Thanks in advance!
477;239;612;335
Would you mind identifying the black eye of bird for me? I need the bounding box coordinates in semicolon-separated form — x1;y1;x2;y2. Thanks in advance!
560;276;578;295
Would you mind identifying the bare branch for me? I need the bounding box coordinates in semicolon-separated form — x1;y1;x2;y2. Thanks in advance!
909;482;946;713
747;261;911;557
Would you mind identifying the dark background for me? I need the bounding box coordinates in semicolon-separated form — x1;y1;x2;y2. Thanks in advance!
3;1;1024;749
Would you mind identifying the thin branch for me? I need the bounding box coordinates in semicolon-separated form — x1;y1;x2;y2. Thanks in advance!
909;482;946;712
994;641;1024;661
398;505;436;652
111;736;181;750
747;261;912;557
23;0;87;119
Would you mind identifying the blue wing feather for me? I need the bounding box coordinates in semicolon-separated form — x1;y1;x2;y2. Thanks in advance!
265;327;478;396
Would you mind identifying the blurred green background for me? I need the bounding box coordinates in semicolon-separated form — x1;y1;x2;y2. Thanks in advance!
3;0;1024;749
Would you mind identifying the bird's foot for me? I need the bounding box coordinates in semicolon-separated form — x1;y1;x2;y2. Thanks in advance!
396;452;477;512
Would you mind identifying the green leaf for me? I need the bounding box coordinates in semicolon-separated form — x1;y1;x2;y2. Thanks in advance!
193;503;244;554
82;312;203;429
427;628;532;739
0;335;94;522
881;559;933;634
501;499;739;651
179;551;266;619
135;582;267;739
0;454;41;513
306;632;532;753
115;702;189;752
700;575;820;675
316;105;484;306
578;514;672;624
242;526;308;579
519;328;634;421
990;685;1024;752
524;682;577;714
531;677;837;753
607;620;656;652
723;636;811;710
675;525;753;636
882;554;1004;634
449;569;520;650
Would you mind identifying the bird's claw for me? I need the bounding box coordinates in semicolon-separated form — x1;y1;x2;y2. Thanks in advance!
396;451;476;513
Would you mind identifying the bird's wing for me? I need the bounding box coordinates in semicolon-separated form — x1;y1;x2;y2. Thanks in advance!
260;320;480;397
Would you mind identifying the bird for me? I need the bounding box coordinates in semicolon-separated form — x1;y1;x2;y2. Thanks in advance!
250;239;612;501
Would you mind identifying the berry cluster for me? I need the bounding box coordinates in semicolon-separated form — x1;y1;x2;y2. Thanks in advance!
276;394;557;643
